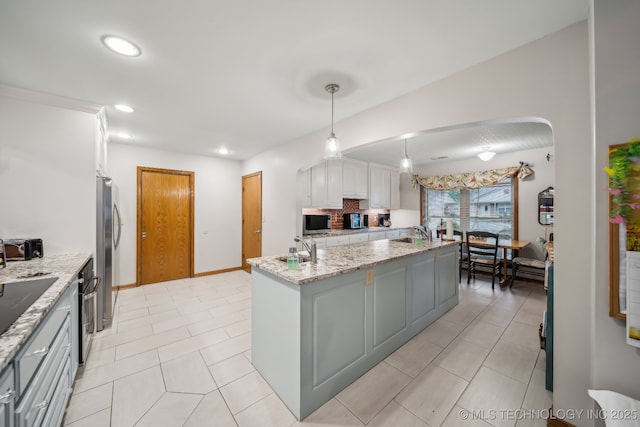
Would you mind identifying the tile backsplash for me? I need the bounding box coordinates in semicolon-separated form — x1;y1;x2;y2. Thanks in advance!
303;199;390;230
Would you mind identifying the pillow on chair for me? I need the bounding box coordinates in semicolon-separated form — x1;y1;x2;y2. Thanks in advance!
588;389;640;426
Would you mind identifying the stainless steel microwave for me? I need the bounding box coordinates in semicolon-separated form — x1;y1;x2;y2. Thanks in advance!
303;214;331;234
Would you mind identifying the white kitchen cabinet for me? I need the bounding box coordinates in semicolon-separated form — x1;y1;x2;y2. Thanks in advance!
385;230;400;239
390;170;400;209
369;231;386;241
309;160;343;209
398;228;411;238
342;158;368;199
361;164;392;209
296;169;311;207
348;233;369;244
326;235;350;247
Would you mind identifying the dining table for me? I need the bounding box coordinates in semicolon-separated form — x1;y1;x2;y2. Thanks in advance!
454;235;530;285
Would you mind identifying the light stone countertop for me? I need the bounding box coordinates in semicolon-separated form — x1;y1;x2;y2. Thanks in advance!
247;239;457;285
0;253;92;373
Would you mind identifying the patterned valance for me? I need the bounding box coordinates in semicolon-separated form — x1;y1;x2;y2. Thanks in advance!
412;164;534;190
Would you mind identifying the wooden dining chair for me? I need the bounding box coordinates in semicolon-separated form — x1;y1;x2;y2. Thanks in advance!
466;231;502;289
453;230;468;283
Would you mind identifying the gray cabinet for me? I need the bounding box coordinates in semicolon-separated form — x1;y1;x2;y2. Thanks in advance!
14;285;74;427
0;366;14;427
252;244;458;420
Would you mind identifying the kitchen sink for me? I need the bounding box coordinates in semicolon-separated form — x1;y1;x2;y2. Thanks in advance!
276;255;312;263
391;237;415;244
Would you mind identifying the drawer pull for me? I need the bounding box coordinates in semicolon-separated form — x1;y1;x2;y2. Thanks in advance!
25;346;49;358
36;399;49;411
0;390;15;404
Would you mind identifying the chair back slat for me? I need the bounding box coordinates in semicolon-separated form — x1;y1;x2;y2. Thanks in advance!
466;231;499;261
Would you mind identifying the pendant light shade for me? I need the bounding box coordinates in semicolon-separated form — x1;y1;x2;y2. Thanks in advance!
324;83;342;159
400;139;413;173
477;148;496;161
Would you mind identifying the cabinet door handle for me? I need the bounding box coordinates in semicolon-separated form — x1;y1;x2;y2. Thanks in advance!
0;390;15;404
25;347;49;358
36;399;49;412
58;305;72;311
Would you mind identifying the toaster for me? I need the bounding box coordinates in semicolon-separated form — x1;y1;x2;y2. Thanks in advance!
3;238;44;261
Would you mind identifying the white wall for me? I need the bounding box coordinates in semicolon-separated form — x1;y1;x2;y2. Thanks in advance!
411;146;554;259
244;21;592;418
591;0;640;405
108;143;243;286
0;93;97;256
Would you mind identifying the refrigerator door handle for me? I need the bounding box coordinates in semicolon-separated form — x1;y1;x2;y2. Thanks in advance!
113;203;122;250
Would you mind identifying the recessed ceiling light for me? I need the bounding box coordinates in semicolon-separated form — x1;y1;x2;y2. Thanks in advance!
217;147;229;155
116;132;132;139
114;104;134;113
101;35;141;57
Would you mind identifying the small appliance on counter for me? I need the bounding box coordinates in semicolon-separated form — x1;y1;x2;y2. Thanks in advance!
303;214;332;234
0;239;5;268
3;238;44;261
378;213;391;227
343;213;368;229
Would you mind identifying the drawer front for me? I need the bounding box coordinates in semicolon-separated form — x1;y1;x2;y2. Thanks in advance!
41;359;71;427
0;367;15;427
349;233;369;244
16;318;70;427
15;287;72;396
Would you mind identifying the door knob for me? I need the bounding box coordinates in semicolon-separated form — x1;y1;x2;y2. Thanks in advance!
141;232;147;238
255;230;261;234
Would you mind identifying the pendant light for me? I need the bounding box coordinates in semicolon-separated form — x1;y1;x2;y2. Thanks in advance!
324;83;342;159
477;147;496;161
400;139;413;173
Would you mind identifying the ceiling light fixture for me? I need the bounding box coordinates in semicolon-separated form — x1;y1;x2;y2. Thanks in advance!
217;147;229;155
324;83;342;160
101;35;141;57
116;132;132;140
114;104;134;113
400;139;413;173
477;148;496;161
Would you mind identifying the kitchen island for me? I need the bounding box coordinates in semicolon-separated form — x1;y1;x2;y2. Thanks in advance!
248;239;458;420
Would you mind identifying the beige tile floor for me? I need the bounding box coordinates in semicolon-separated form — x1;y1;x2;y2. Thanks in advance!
63;270;551;427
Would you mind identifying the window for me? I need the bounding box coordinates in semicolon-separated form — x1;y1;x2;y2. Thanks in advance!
422;177;516;239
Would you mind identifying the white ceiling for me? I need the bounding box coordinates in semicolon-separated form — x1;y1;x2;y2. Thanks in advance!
344;117;554;167
0;1;587;162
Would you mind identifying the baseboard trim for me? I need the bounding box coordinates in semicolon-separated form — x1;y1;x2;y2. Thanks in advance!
114;267;244;290
547;408;577;427
194;266;244;277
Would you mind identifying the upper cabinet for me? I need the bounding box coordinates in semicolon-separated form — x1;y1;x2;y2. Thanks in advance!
300;160;343;209
361;163;399;209
298;159;399;209
342;158;368;199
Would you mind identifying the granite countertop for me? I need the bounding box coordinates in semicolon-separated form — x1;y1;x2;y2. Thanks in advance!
303;226;409;238
247;239;456;285
0;253;92;373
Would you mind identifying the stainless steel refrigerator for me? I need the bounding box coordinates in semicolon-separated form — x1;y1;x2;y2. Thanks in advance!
96;176;121;331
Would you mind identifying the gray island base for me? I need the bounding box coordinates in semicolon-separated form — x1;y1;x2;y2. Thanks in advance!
248;239;459;420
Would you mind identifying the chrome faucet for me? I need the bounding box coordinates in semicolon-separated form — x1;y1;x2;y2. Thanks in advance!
294;236;318;263
413;225;432;243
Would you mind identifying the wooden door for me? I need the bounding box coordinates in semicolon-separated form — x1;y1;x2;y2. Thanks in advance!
137;167;194;285
242;172;262;271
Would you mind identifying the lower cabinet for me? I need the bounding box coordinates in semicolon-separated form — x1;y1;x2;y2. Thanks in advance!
0;367;14;427
252;244;458;420
9;284;75;427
